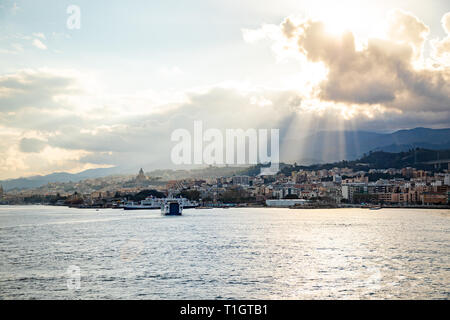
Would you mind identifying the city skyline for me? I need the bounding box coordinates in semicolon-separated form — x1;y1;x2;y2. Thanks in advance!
0;0;449;180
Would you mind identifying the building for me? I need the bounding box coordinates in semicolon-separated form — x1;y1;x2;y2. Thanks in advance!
401;167;414;178
377;193;409;203
266;199;308;207
135;168;147;183
341;183;367;202
444;174;450;186
232;176;250;186
413;170;427;179
421;193;448;205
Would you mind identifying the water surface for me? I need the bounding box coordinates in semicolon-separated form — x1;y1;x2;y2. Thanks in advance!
0;206;448;299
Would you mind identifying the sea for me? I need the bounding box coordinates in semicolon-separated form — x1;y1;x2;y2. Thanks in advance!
0;205;448;299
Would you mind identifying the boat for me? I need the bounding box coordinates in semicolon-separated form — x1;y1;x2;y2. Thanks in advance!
161;198;183;216
123;196;198;210
369;206;382;210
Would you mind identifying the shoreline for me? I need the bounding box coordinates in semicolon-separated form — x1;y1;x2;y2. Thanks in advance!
1;204;449;210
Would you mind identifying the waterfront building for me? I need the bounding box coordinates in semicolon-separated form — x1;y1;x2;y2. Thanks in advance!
266;199;308;207
341;183;367;202
421;192;448;205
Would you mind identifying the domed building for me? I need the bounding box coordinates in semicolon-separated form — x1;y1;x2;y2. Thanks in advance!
135;168;148;183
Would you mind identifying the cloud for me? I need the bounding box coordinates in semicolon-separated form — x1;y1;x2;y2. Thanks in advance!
386;9;429;59
0;129;97;180
158;66;183;77
247;10;450;114
0;43;23;55
242;24;280;43
0;66;448;179
19;138;47;153
32;39;47;50
32;33;46;40
0;69;314;178
431;12;450;65
443;12;450;34
0;69;80;112
2;8;450;181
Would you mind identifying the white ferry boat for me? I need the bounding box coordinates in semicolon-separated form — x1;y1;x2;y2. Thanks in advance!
161;199;183;216
123;196;198;210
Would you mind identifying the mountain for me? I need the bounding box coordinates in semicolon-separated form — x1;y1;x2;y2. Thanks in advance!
274;148;450;177
353;148;450;169
2;127;449;191
0;167;123;191
0;165;250;192
283;127;450;164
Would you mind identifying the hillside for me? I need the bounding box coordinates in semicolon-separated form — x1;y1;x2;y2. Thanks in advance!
282;127;450;164
2;127;449;190
282;148;450;174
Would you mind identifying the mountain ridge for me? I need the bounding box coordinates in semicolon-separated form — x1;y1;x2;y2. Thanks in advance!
281;127;450;164
2;127;450;191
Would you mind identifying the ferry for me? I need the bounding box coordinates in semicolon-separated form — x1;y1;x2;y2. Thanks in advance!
161;199;183;216
123;196;198;210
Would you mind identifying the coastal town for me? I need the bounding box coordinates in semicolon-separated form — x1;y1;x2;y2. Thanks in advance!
1;158;449;209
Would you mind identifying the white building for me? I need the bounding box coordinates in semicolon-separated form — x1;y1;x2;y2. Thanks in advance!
341;183;367;202
444;174;450;186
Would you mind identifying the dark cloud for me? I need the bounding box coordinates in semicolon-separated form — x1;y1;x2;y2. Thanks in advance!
19;138;47;153
0;70;79;112
2;17;450;180
279;10;450;112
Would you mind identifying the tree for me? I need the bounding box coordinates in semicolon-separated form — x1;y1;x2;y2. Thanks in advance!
180;190;201;201
129;189;165;201
352;193;378;204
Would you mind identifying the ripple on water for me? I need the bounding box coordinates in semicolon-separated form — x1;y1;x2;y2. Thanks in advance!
0;206;448;299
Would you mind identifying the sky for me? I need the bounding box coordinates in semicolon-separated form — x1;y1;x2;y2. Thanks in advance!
0;0;449;179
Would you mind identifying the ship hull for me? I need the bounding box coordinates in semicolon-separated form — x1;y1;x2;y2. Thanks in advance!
124;205;197;210
123;206;160;210
163;212;182;216
161;202;182;215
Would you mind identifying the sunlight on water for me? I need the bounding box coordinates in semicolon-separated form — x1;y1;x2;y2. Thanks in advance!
0;206;448;299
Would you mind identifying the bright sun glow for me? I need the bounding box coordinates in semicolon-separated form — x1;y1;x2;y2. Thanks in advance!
305;0;381;37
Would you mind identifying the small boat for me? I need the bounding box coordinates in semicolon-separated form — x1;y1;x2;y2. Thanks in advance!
369;206;381;210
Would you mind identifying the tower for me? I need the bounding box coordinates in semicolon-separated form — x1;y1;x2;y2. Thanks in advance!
136;168;147;183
